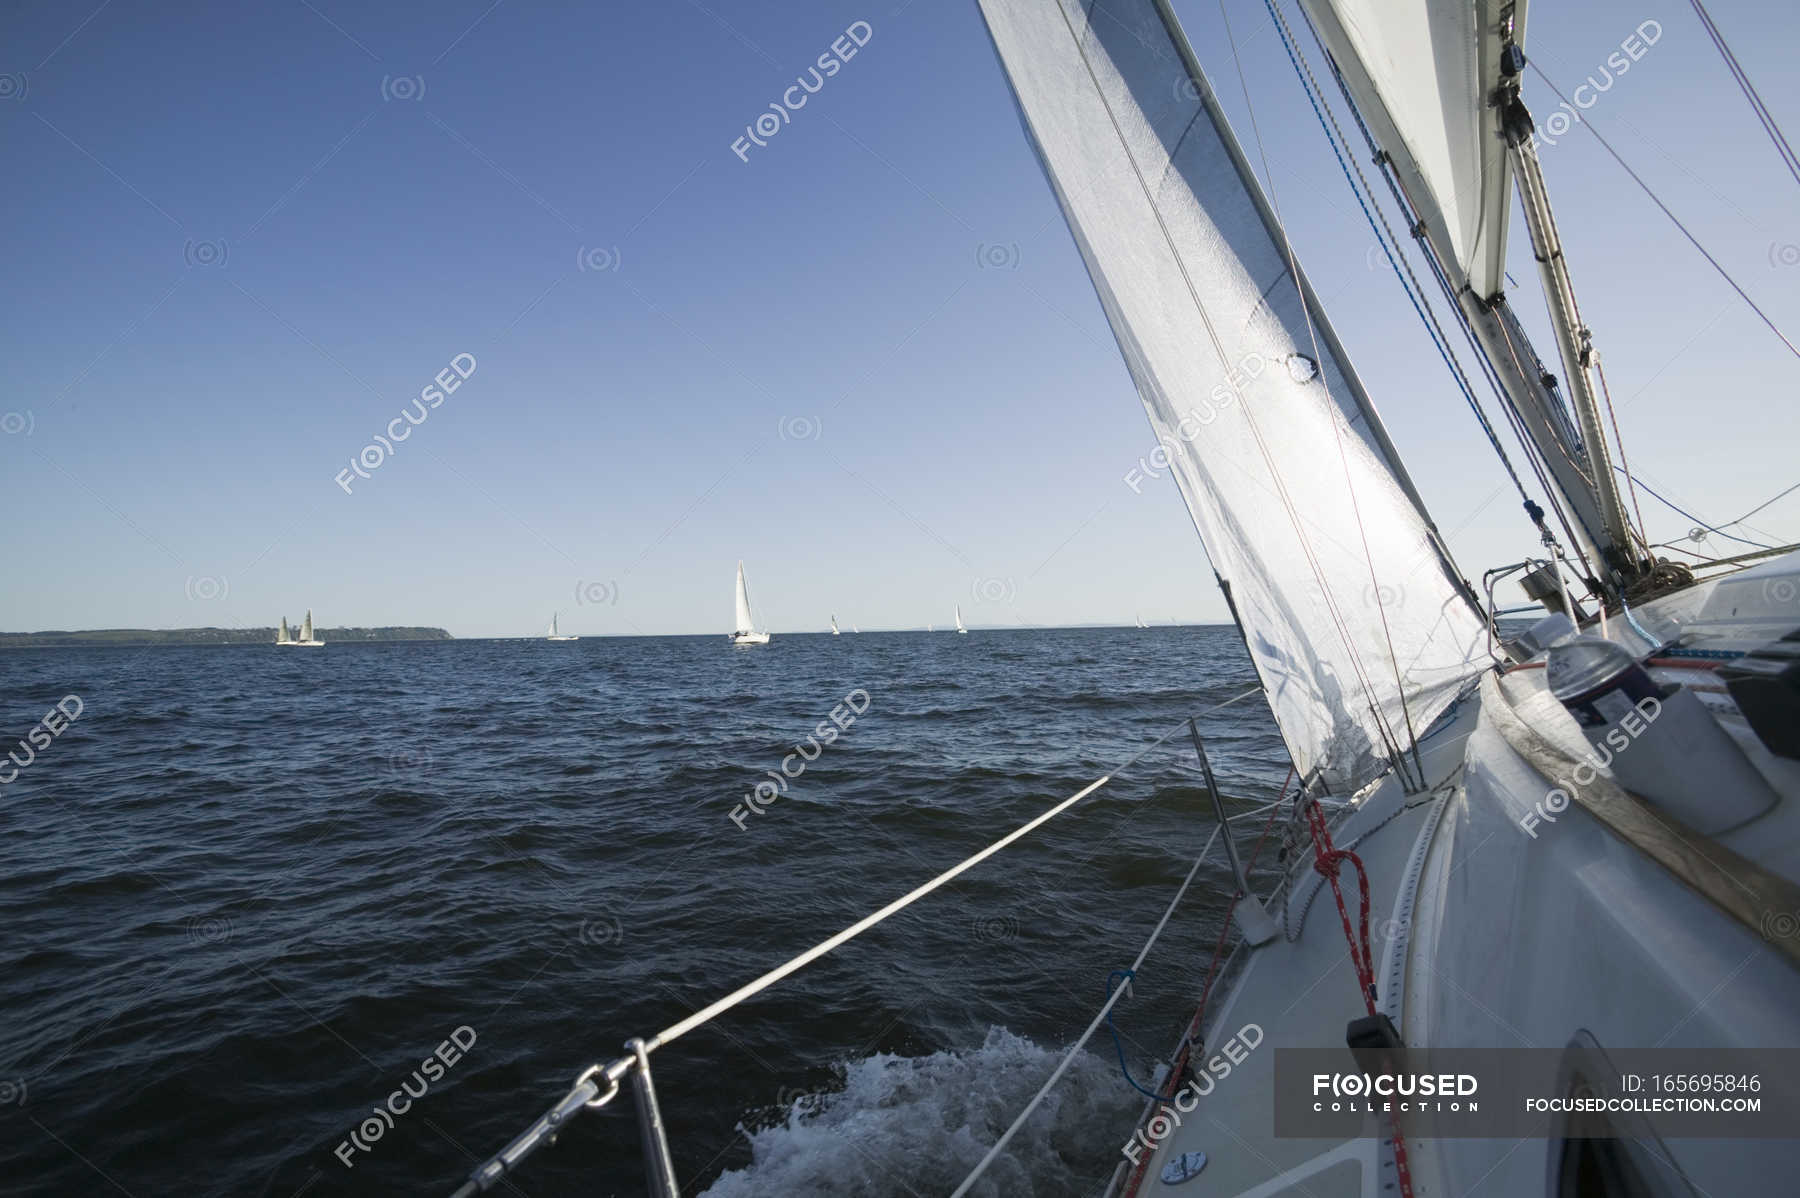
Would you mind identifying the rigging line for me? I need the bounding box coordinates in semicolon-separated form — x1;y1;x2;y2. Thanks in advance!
1716;479;1800;532
1216;0;1425;784
949;815;1228;1198
1484;308;1612;567
644;686;1265;1055
1265;0;1530;512
1615;466;1780;552
1242;0;1427;787
1301;11;1602;583
1591;354;1652;556
1064;0;1411;774
1684;0;1800;189
1526;63;1800;364
455;695;1272;1197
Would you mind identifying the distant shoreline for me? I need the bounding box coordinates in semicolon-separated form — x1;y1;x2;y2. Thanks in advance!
0;627;453;649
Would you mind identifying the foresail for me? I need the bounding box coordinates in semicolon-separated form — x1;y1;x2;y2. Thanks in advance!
978;0;1488;792
1299;0;1519;299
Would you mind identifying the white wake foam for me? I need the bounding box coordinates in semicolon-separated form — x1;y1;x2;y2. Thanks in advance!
700;1026;1139;1198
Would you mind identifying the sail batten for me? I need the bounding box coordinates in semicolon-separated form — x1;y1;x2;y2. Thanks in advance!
979;0;1487;791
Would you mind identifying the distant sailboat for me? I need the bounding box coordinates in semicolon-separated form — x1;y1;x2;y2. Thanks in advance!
1136;613;1147;629
830;615;840;636
954;604;968;634
851;624;859;634
729;562;771;645
279;609;324;647
546;612;578;642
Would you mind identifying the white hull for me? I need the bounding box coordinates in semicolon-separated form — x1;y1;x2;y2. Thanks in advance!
546;636;578;642
729;630;771;646
277;640;324;647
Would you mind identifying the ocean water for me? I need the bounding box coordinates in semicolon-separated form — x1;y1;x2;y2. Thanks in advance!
0;627;1291;1197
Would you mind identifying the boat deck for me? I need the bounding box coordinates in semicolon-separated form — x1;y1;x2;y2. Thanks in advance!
1121;695;1481;1197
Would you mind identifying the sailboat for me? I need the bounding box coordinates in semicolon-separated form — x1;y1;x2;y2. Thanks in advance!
729;562;770;645
545;613;578;642
277;609;323;647
954;604;968;634
453;3;1800;1194
1135;613;1147;629
968;2;1800;1195
830;614;840;636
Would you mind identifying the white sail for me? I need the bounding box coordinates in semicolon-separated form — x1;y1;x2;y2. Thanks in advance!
277;617;291;644
830;615;840;635
1298;0;1520;299
548;614;558;638
954;604;967;633
978;0;1487;792
301;610;314;641
733;562;755;635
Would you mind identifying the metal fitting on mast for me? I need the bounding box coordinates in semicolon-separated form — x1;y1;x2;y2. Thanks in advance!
1498;79;1646;588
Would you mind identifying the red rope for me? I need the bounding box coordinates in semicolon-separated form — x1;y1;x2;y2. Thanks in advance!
1305;799;1416;1198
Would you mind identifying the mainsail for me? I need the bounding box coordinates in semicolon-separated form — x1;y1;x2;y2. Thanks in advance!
734;563;755;635
1298;0;1520;300
978;0;1488;791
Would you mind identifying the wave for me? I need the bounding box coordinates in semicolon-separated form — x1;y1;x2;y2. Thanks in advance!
700;1027;1136;1198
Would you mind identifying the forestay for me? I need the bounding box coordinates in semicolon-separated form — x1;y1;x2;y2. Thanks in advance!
978;0;1487;792
1298;0;1520;300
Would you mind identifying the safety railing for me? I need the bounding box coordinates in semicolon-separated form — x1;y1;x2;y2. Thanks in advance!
448;685;1292;1197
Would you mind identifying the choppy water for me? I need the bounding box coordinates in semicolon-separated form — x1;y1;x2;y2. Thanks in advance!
0;628;1289;1197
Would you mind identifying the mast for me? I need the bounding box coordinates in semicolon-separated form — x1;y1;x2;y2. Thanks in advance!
1294;0;1644;597
1496;60;1643;584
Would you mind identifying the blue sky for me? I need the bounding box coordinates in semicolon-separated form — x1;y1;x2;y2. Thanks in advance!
3;0;1795;637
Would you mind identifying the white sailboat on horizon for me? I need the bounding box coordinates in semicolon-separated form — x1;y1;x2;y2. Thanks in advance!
545;612;578;642
729;562;770;645
830;614;840;636
954;604;968;634
277;610;324;647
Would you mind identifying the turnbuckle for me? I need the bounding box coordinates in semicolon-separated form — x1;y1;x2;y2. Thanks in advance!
454;1058;630;1195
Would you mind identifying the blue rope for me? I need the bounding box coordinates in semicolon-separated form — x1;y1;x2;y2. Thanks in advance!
1106;969;1168;1100
1615;465;1778;551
